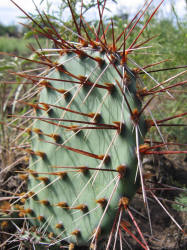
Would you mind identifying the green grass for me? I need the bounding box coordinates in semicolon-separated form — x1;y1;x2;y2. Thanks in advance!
0;36;46;55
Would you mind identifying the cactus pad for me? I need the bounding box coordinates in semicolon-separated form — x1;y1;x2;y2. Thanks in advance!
25;49;147;246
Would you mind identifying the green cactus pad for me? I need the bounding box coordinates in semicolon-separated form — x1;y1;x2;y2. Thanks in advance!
24;49;147;246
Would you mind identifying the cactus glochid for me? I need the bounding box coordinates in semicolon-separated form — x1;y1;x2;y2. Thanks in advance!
1;0;187;249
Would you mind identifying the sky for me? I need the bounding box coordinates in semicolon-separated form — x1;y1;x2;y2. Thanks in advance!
0;0;186;26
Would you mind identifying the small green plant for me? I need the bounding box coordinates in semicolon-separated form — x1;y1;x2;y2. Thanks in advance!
173;194;187;212
0;0;186;249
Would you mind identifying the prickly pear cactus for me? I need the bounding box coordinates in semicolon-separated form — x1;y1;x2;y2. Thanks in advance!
25;49;147;246
1;0;186;249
